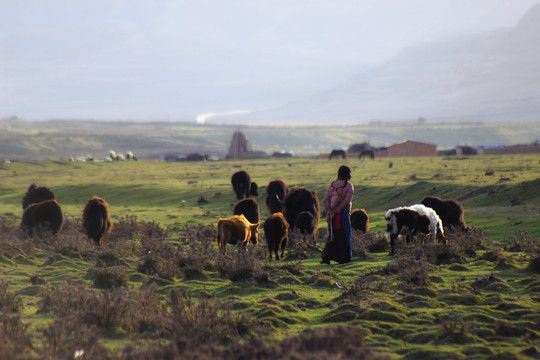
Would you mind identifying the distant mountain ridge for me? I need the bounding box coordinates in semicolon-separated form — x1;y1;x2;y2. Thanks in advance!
228;4;540;124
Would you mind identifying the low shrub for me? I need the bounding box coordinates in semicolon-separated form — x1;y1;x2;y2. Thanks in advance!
394;248;431;288
0;312;33;359
526;255;540;274
285;230;313;260
166;289;265;352
176;224;217;271
40;281;167;338
216;247;267;282
505;232;540;254
0;280;23;313
92;267;128;289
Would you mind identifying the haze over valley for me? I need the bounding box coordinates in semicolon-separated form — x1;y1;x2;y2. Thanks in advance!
2;1;540;125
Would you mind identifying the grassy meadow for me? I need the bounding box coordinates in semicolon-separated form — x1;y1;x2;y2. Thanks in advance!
0;155;539;359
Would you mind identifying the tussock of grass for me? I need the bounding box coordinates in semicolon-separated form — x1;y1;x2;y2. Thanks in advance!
216;246;267;282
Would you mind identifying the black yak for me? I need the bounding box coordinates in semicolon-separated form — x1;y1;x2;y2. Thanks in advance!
233;198;260;244
359;150;375;160
265;179;289;214
283;187;320;244
216;214;259;254
350;209;369;233
231;170;257;200
83;196;113;246
22;183;56;210
249;182;259;197
329;149;346;160
294;211;317;244
263;212;289;261
420;196;468;232
21;199;64;235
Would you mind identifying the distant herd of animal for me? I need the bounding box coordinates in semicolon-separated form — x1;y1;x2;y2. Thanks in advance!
18;170;468;261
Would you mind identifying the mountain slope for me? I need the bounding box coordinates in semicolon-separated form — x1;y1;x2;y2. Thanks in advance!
230;4;540;124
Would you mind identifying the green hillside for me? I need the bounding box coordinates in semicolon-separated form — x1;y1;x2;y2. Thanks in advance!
0;156;539;359
1;117;539;161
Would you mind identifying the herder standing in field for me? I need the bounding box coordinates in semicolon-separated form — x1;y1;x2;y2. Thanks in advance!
321;165;354;264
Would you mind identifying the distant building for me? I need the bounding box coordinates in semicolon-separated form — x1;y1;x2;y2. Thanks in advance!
479;143;540;155
386;140;437;157
456;145;480;156
226;130;267;159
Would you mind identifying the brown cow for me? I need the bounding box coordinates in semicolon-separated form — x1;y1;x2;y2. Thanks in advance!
216;214;259;253
263;212;289;261
21;199;64;235
83;196;113;246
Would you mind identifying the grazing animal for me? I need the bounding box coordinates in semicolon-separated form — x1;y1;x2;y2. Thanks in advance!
265;179;290;214
359;150;375;160
249;182;259;197
350;209;370;233
329;149;346;160
263;212;289;261
233;198;260;244
22;184;56;210
385;207;431;255
283;187;320;243
231;170;257;200
420;196;468;232
83;196;113;246
293;211;317;243
408;204;446;244
21;199;64;235
216;214;259;253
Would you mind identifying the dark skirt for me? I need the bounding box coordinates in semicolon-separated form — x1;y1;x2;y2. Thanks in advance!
322;212;352;264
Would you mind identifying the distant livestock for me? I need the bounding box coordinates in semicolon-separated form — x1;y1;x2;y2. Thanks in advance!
329;149;346;160
22;184;56;210
359;150;375;160
231;170;257;200
350;209;369;233
21;199;64;235
233;198;260;244
83;196;113;246
216;214;259;253
265;179;290;214
385;207;431;255
263;212;289;261
283;187;320;244
186;153;208;162
420;196;468;232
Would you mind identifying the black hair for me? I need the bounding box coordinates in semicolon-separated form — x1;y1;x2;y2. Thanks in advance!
337;165;351;181
332;165;351;189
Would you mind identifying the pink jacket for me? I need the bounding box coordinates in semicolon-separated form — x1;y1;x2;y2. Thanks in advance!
324;180;354;215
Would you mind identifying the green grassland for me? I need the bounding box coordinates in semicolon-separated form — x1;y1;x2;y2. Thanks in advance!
0;155;539;359
1;118;540;161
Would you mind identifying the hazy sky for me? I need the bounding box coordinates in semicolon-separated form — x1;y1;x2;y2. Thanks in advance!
1;0;539;121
